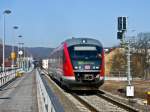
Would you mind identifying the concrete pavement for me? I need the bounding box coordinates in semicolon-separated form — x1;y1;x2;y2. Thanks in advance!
0;70;38;112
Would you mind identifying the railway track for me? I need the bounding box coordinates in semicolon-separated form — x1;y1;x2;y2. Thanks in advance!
40;69;140;112
97;90;139;112
71;91;139;112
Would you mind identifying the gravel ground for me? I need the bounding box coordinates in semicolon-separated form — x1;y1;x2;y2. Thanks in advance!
79;94;128;112
101;80;150;111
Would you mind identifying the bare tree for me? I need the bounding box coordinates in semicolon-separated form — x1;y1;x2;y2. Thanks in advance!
108;48;127;77
131;33;150;79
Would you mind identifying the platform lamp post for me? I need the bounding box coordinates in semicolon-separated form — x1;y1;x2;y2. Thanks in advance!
17;35;22;68
2;9;11;72
23;43;26;71
19;42;24;69
11;26;18;69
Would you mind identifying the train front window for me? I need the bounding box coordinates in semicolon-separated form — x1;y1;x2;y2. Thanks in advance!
68;45;102;70
69;46;102;60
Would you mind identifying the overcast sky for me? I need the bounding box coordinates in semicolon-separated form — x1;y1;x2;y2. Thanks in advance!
0;0;150;47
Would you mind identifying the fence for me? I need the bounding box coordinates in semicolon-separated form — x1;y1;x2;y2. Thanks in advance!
105;77;133;81
0;68;21;87
106;71;144;81
36;69;64;112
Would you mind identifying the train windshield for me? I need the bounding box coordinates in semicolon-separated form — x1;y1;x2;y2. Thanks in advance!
68;45;102;70
69;45;102;60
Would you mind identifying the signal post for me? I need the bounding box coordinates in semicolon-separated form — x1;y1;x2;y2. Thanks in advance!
117;17;134;98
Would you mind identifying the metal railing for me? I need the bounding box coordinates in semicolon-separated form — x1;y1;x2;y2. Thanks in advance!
105;76;132;81
0;68;21;87
36;69;64;112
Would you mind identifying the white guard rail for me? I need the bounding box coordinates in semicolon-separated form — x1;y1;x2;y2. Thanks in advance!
36;69;56;112
0;69;21;87
105;76;132;81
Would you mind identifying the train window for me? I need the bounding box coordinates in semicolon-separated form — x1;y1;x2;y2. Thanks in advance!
69;45;102;60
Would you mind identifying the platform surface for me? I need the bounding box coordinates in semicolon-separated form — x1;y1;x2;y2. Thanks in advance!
0;70;38;112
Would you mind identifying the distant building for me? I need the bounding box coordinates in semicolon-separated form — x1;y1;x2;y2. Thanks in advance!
42;59;49;69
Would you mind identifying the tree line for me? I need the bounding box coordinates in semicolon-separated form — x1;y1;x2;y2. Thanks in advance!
110;32;150;79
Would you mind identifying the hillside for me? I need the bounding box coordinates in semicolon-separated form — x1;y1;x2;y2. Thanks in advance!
26;47;53;59
0;45;53;65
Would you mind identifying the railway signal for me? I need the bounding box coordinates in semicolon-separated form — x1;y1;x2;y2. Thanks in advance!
117;17;127;31
123;17;127;30
117;31;123;39
117;17;122;31
117;17;134;98
117;17;127;42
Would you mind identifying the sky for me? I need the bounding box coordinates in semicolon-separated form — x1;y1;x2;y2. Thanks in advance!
0;0;150;48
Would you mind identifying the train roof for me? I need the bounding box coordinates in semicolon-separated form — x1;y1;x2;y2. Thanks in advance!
64;38;103;47
50;38;103;55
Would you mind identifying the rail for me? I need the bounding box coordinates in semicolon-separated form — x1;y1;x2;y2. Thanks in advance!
0;68;22;87
72;91;139;112
97;90;139;112
36;69;64;112
72;93;99;112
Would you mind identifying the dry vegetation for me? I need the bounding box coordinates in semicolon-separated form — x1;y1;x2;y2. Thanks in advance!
101;80;150;99
105;48;126;76
105;32;150;79
104;34;150;99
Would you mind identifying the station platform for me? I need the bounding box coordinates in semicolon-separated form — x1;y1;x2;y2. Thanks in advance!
0;70;38;112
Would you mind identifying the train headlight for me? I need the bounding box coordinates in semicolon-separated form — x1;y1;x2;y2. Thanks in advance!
96;66;99;69
74;66;78;69
93;66;96;69
79;66;82;69
82;39;87;43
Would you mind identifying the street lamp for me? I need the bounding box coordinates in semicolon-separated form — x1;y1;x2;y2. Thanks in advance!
17;35;23;68
17;35;22;58
18;42;24;69
11;26;18;68
2;9;11;72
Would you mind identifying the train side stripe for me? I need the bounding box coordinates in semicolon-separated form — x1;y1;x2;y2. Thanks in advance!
63;43;74;76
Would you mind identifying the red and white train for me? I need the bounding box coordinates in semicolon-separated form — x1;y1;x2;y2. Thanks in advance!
48;38;105;90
